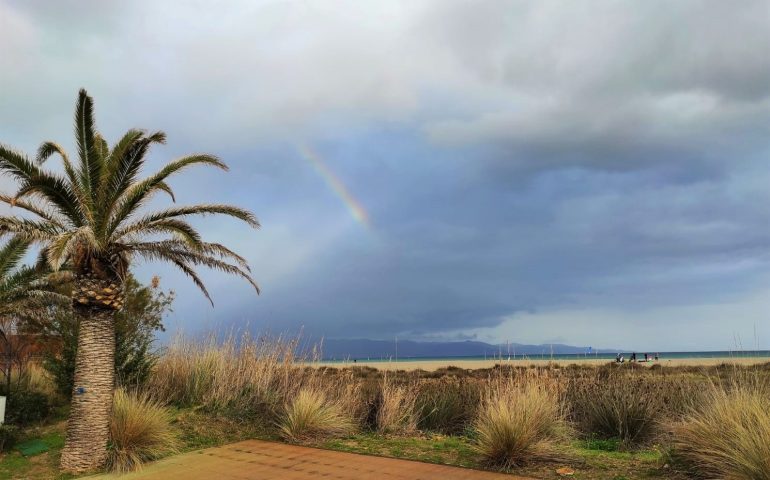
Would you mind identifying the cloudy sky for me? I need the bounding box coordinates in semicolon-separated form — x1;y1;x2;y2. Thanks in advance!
2;0;769;351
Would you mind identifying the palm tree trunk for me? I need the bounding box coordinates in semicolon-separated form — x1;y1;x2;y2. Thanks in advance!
59;305;116;473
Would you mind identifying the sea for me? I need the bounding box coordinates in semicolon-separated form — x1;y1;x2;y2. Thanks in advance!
322;350;770;364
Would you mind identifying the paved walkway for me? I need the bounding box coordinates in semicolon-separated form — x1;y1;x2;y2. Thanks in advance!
90;439;528;479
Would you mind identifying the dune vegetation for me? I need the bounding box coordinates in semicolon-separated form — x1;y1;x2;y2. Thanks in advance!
1;332;770;479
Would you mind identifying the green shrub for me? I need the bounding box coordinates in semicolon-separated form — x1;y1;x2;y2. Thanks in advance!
6;390;50;426
0;425;19;452
417;378;480;434
566;374;669;446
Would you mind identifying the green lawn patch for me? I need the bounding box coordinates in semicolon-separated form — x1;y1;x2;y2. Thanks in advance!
0;423;71;480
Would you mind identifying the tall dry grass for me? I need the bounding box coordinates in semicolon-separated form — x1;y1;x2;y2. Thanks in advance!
474;373;568;468
670;377;770;479
21;362;60;403
109;389;178;473
376;374;418;434
148;333;309;414
148;333;363;428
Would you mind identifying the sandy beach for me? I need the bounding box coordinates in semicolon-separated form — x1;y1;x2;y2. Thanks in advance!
321;356;770;371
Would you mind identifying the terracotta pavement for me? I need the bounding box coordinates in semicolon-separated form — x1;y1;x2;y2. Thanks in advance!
90;439;531;479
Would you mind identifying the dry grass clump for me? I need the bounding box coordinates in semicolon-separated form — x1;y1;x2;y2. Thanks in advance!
474;374;568;468
279;386;356;442
108;389;178;473
669;378;770;479
376;374;418;434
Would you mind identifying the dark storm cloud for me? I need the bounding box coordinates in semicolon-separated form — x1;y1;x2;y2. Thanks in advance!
422;1;770;174
2;1;770;349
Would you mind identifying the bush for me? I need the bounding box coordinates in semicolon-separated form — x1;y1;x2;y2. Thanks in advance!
0;425;19;452
566;374;671;446
376;375;418;435
108;389;178;473
669;380;770;479
279;387;355;442
417;378;481;434
6;390;50;426
474;375;568;468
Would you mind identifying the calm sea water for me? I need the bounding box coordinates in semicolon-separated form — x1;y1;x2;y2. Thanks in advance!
323;350;770;363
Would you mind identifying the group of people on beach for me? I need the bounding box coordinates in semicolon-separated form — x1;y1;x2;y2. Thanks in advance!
615;352;659;363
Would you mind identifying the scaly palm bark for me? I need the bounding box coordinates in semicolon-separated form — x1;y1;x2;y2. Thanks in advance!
0;89;259;473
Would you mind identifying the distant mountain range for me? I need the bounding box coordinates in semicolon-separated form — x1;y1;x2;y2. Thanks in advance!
316;338;616;360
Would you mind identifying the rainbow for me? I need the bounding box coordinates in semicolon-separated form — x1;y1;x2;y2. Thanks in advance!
298;144;370;228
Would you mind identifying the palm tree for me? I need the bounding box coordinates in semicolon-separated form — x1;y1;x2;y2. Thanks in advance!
0;89;259;472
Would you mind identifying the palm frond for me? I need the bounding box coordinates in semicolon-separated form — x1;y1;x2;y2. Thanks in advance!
128;241;259;294
107;154;228;235
127;244;214;304
198;242;252;271
0;237;29;280
0;216;62;242
96;131;166;237
94;133;109;164
168;259;213;305
116;204;259;239
0;194;66;227
98;129;144;201
14;173;86;226
36;141;79;185
75;88;101;202
119;219;203;249
0;242;66;309
2;265;38;292
155;181;176;202
138;239;251;271
46;228;95;269
36;141;91;222
0;144;39;181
